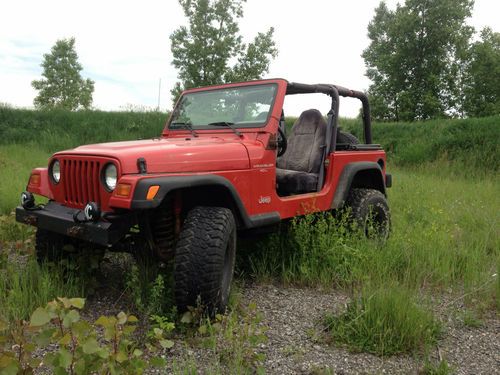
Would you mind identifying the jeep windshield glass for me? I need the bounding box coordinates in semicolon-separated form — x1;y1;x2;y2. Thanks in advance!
169;84;277;129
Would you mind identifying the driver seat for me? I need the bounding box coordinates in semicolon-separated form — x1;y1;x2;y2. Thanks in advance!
276;109;327;195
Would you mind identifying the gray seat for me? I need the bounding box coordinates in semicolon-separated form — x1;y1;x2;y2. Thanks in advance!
276;109;327;194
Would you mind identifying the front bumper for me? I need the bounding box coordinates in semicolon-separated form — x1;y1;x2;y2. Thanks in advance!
16;201;135;246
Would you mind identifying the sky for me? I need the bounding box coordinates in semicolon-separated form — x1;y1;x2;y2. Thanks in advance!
0;0;498;117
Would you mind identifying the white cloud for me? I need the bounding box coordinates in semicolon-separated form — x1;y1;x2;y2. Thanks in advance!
0;0;497;116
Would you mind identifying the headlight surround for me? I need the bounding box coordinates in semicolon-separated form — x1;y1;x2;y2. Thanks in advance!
50;160;61;184
103;163;118;191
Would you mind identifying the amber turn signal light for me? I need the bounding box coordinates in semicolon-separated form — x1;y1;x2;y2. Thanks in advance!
146;185;160;200
29;174;41;186
115;183;131;197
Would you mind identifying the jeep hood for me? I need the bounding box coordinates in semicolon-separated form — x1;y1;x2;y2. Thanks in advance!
54;137;250;173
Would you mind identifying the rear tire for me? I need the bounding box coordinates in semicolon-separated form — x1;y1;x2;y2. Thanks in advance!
174;206;236;314
346;188;390;239
337;130;360;145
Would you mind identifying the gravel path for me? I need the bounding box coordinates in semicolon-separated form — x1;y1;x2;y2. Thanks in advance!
4;251;497;374
84;257;500;375
243;284;499;374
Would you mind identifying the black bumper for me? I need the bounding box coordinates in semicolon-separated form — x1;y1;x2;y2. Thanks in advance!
16;202;135;246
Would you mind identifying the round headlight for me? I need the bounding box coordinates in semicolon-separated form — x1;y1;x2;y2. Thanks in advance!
51;160;60;183
103;164;117;191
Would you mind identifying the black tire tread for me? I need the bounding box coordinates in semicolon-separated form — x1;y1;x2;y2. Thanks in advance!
174;206;236;313
337;130;360;145
346;188;390;238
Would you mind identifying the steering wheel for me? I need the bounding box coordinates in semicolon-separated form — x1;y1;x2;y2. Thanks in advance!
277;126;287;157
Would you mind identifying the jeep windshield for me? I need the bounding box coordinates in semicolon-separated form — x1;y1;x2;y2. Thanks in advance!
169;84;277;129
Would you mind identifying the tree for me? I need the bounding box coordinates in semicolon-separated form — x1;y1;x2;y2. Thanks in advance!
170;0;277;103
363;0;474;121
463;27;500;117
32;38;94;110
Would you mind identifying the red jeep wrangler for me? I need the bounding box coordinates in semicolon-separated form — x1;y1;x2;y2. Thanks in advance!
17;79;391;313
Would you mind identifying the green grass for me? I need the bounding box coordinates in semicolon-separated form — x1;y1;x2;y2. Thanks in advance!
0;109;499;359
243;166;499;297
0;144;50;214
0;258;84;322
0;107;167;152
342;115;500;175
325;285;441;356
287;115;500;175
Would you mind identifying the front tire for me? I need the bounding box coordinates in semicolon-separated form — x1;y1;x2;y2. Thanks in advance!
346;188;390;239
174;206;236;314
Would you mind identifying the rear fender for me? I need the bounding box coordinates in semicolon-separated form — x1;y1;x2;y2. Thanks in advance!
331;162;386;209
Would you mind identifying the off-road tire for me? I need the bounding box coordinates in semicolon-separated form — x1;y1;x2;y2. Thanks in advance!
174;206;236;314
337;130;360;145
346;188;390;239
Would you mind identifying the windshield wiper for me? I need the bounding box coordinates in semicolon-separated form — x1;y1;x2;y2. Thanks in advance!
171;121;199;137
208;122;242;137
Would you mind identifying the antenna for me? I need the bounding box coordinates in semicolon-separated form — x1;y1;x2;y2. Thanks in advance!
157;78;162;111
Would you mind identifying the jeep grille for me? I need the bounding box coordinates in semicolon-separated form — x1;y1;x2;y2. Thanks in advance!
61;159;101;206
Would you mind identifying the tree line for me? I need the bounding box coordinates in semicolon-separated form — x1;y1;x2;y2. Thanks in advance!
30;0;498;121
364;0;499;121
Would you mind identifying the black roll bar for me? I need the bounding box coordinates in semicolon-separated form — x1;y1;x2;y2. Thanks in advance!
286;82;373;145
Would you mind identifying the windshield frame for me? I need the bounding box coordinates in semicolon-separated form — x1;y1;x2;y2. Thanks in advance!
167;83;279;131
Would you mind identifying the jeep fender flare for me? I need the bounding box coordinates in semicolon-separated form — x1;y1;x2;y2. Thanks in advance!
131;175;280;229
331;162;386;209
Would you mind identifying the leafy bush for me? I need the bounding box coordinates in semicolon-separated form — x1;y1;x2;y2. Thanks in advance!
325;286;441;356
0;298;167;374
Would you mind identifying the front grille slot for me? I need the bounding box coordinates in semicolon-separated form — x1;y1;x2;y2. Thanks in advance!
62;159;101;206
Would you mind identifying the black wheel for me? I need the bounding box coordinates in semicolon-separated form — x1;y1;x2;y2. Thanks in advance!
337;130;360;145
346;188;390;239
174;206;236;314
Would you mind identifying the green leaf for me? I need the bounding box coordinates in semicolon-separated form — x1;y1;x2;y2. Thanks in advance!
57;348;72;368
127;315;138;323
55;367;69;375
117;312;127;325
153;327;163;338
115;350;128;363
159;339;174;349
97;348;110;359
59;333;71;346
58;297;72;309
150;357;166;368
82;337;100;354
180;311;192;324
30;307;51;326
34;328;56;346
62;309;80;327
69;298;85;309
132;349;143;357
0;361;19;375
74;358;87;375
